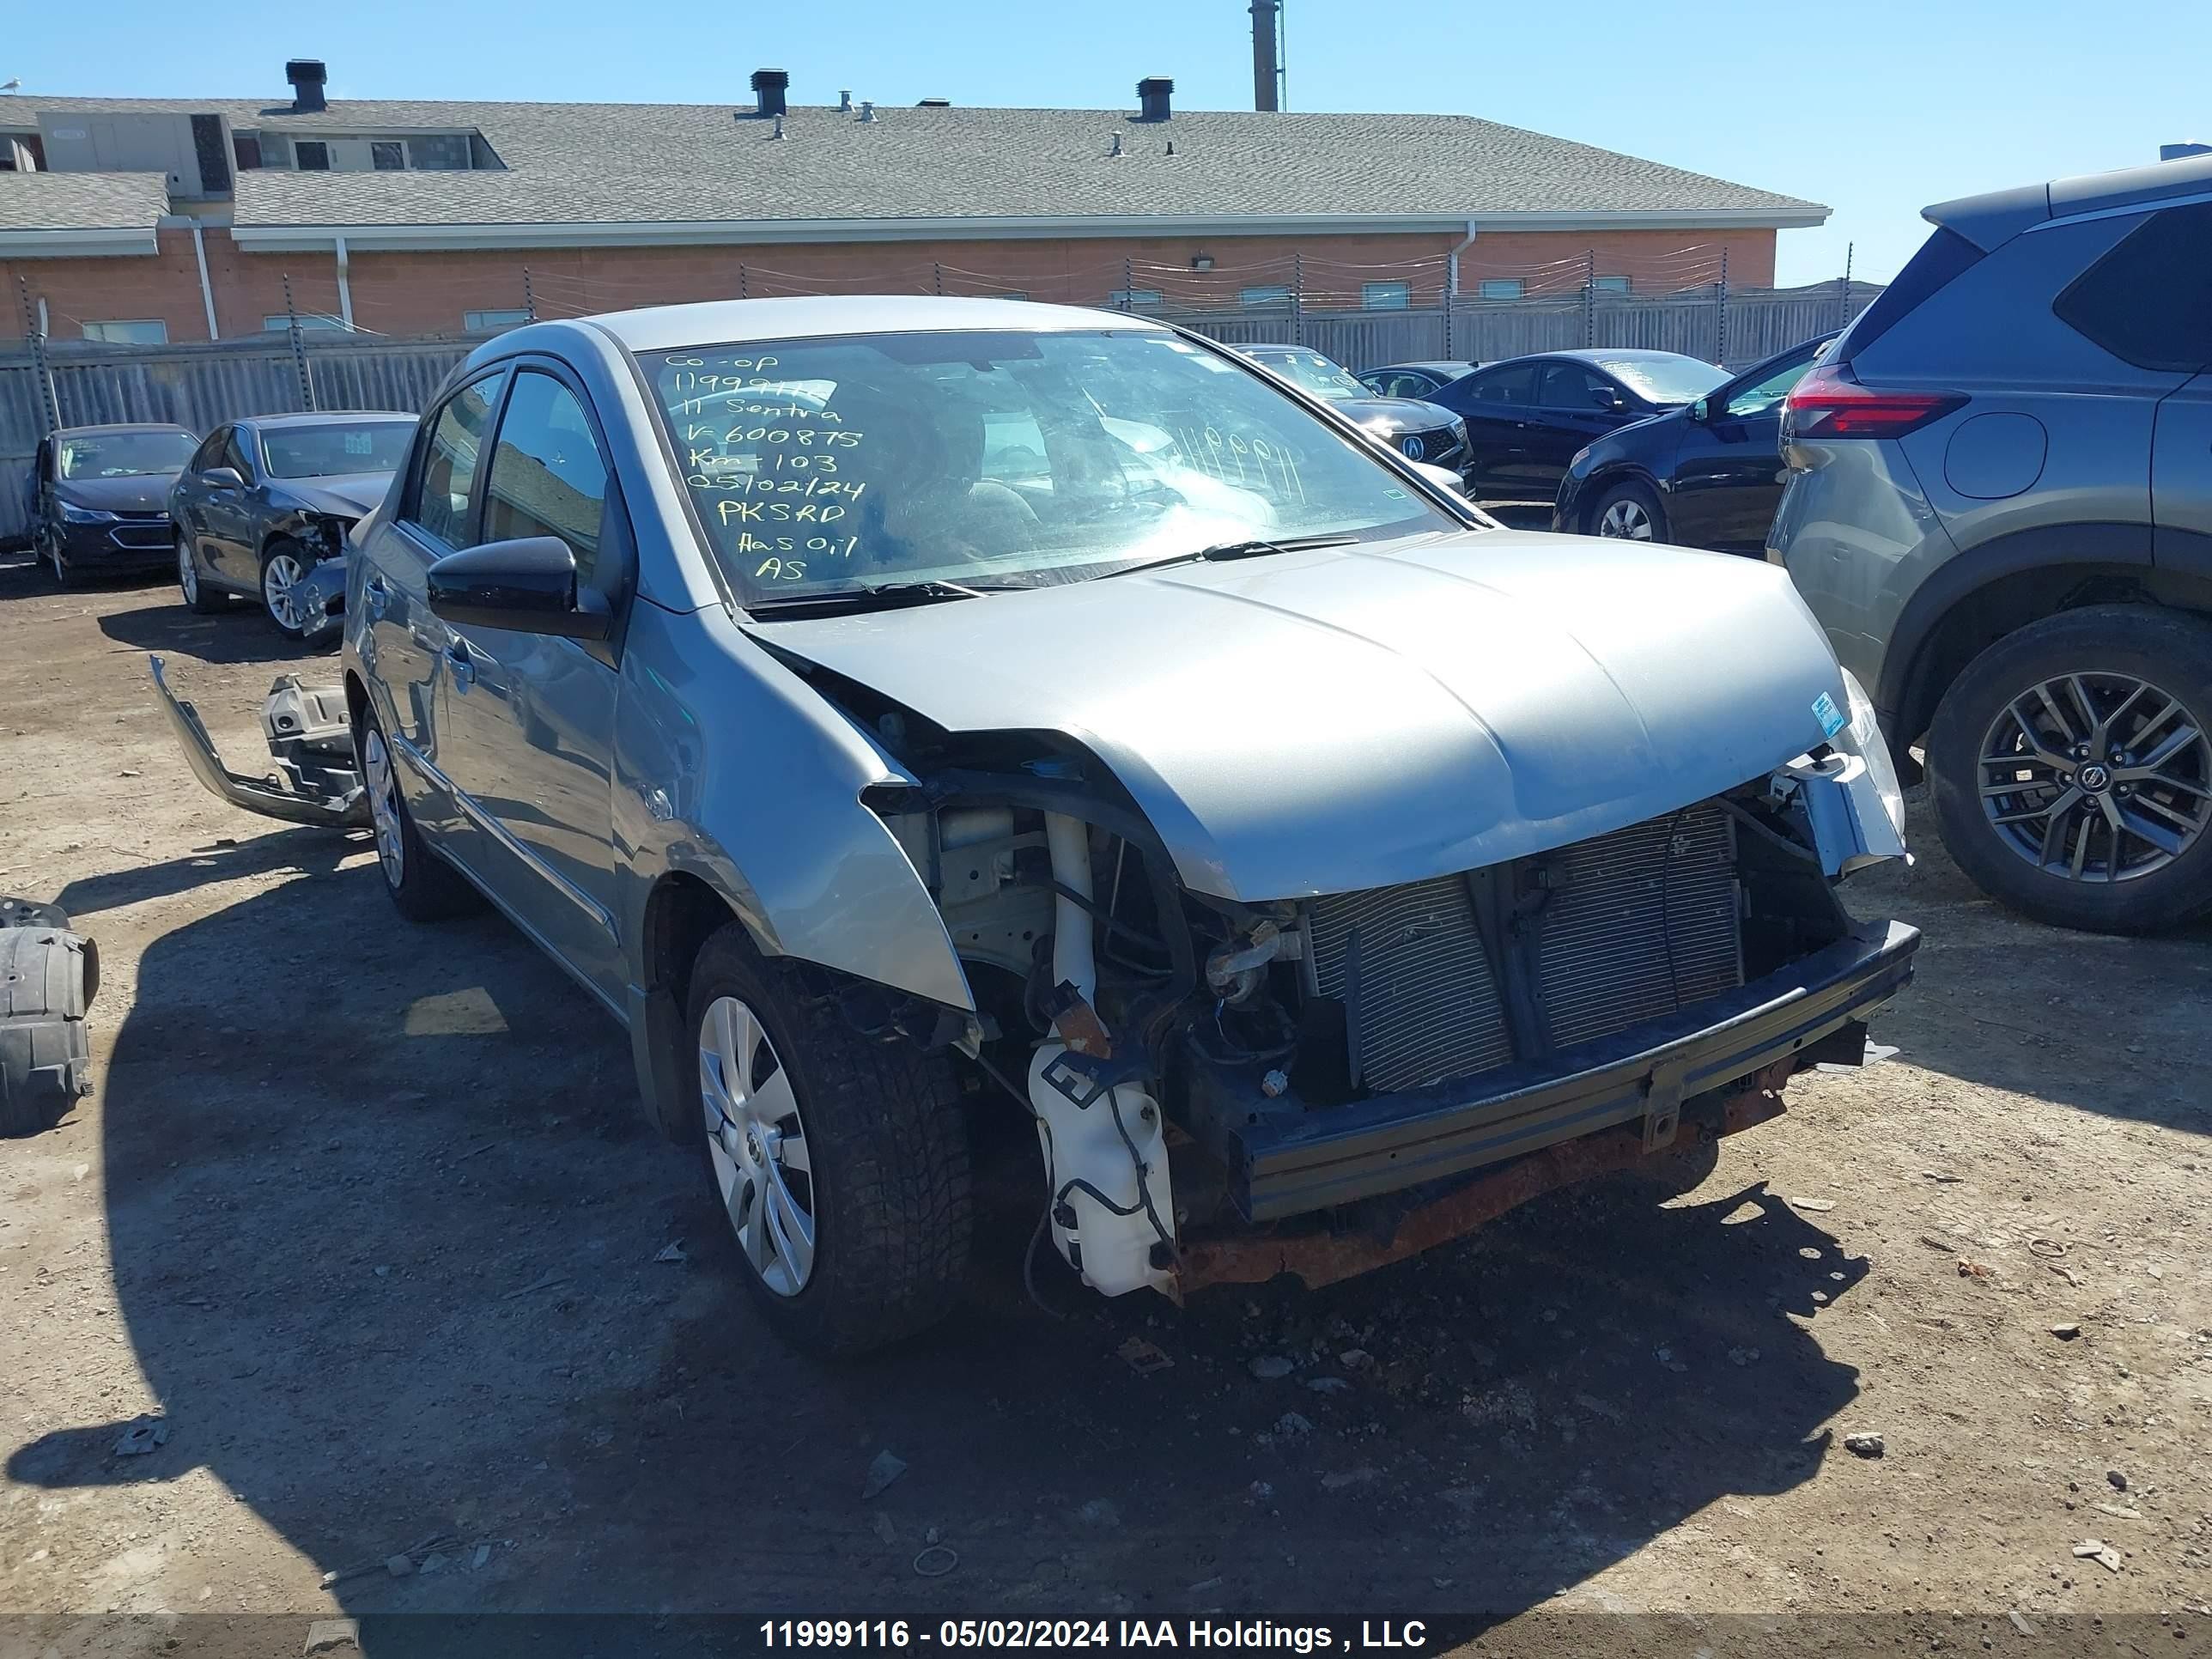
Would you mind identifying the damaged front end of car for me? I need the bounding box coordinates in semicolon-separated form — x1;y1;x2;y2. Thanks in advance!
836;663;1917;1306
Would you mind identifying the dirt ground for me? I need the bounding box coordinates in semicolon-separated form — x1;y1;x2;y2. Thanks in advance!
0;550;2206;1655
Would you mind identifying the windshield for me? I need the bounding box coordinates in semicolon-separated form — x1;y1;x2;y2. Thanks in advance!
261;420;416;479
1248;348;1366;402
1597;356;1729;407
57;431;198;480
641;328;1455;605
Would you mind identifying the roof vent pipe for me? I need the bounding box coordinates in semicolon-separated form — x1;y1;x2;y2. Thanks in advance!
858;100;876;123
1137;76;1173;121
1109;132;1123;157
838;89;852;112
772;116;785;139
284;59;327;114
750;68;789;118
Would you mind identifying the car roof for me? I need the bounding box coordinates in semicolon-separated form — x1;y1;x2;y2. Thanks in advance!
575;294;1169;354
1368;360;1473;375
52;422;196;438
1486;347;1713;369
1925;150;2212;253
237;410;416;431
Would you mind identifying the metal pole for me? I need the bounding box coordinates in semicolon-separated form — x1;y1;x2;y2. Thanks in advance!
1837;242;1853;332
933;262;945;297
1121;258;1133;312
282;271;316;411
19;276;60;434
1291;252;1304;344
523;265;537;322
739;264;749;301
1716;246;1729;368
1583;249;1596;347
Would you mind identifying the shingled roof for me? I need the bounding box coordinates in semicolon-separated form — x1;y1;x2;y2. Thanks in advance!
15;94;1824;249
0;170;168;237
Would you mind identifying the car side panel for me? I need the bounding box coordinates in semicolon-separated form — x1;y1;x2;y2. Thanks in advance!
1669;411;1781;550
610;599;973;1015
346;519;464;840
2153;371;2212;563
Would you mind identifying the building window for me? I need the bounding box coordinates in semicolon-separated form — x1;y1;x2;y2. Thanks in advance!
1477;278;1524;301
264;313;348;332
81;319;168;345
1109;289;1164;309
371;141;406;172
294;140;331;171
1240;284;1291;307
1594;275;1632;295
1361;281;1411;311
409;134;471;170
464;308;532;333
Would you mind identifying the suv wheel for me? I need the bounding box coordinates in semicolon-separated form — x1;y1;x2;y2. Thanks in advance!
1928;605;2212;933
1591;479;1667;544
687;923;971;1356
357;712;480;922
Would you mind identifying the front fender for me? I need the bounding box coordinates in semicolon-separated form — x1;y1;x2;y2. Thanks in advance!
611;599;973;1013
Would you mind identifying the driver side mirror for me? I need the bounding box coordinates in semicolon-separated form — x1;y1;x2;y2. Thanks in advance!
428;536;611;641
1591;388;1626;413
198;467;246;489
1688;398;1713;423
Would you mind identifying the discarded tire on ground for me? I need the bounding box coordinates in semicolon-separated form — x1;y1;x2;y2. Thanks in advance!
0;903;99;1136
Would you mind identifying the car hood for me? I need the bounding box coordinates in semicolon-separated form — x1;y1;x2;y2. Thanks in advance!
758;531;1846;902
57;474;179;513
1328;396;1454;433
276;472;392;519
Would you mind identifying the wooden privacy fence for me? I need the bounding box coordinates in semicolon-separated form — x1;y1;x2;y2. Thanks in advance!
0;278;1879;548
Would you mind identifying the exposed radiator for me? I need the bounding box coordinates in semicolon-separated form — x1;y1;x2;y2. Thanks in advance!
1302;801;1742;1095
1308;874;1512;1093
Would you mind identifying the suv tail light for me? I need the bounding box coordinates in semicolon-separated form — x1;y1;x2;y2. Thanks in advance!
1782;363;1966;441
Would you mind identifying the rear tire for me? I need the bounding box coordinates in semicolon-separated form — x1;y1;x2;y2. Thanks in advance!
357;709;480;922
687;924;972;1356
1590;478;1668;544
178;532;225;615
1927;605;2212;933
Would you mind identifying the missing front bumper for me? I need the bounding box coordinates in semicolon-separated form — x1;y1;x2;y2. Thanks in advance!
1225;918;1917;1224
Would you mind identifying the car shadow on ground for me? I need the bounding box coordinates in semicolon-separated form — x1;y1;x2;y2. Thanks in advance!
1840;793;2212;1139
7;835;1869;1621
95;593;332;668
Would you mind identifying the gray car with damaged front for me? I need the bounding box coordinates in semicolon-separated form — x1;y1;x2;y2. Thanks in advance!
167;295;1917;1356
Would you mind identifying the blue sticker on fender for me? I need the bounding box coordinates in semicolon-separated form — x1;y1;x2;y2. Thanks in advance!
1812;690;1845;738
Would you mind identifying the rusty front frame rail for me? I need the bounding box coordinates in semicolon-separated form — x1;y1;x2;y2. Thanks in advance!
1176;1058;1796;1292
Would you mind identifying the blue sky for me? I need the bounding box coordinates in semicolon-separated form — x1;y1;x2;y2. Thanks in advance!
4;0;2203;286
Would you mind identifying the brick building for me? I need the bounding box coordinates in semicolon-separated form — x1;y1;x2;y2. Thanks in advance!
0;64;1825;345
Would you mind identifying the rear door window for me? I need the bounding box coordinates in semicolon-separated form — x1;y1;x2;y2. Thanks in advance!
1467;364;1538;405
1836;228;1985;363
2052;202;2212;374
407;374;504;548
1536;363;1616;410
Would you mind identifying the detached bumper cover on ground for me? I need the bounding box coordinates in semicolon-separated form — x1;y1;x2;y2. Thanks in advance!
149;657;365;828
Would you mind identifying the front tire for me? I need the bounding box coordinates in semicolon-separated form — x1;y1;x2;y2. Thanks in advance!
1927;605;2212;933
357;712;479;922
43;530;72;589
178;533;225;615
1590;478;1667;544
260;538;313;639
688;924;972;1356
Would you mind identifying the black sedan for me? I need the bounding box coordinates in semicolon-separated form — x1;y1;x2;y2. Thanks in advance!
1237;344;1470;477
1420;349;1728;501
1359;360;1476;399
29;423;201;586
172;411;415;637
1551;334;1837;552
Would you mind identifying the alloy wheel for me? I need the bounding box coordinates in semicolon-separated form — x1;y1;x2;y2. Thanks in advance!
1978;671;2211;883
1598;497;1654;540
361;727;405;887
699;995;817;1297
177;536;198;605
264;551;307;632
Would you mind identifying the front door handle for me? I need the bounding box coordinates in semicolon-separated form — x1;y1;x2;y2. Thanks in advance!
446;640;476;688
364;574;392;617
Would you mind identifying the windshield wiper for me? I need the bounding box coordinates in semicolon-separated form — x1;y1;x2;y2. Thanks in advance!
745;577;1016;616
1093;532;1362;582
